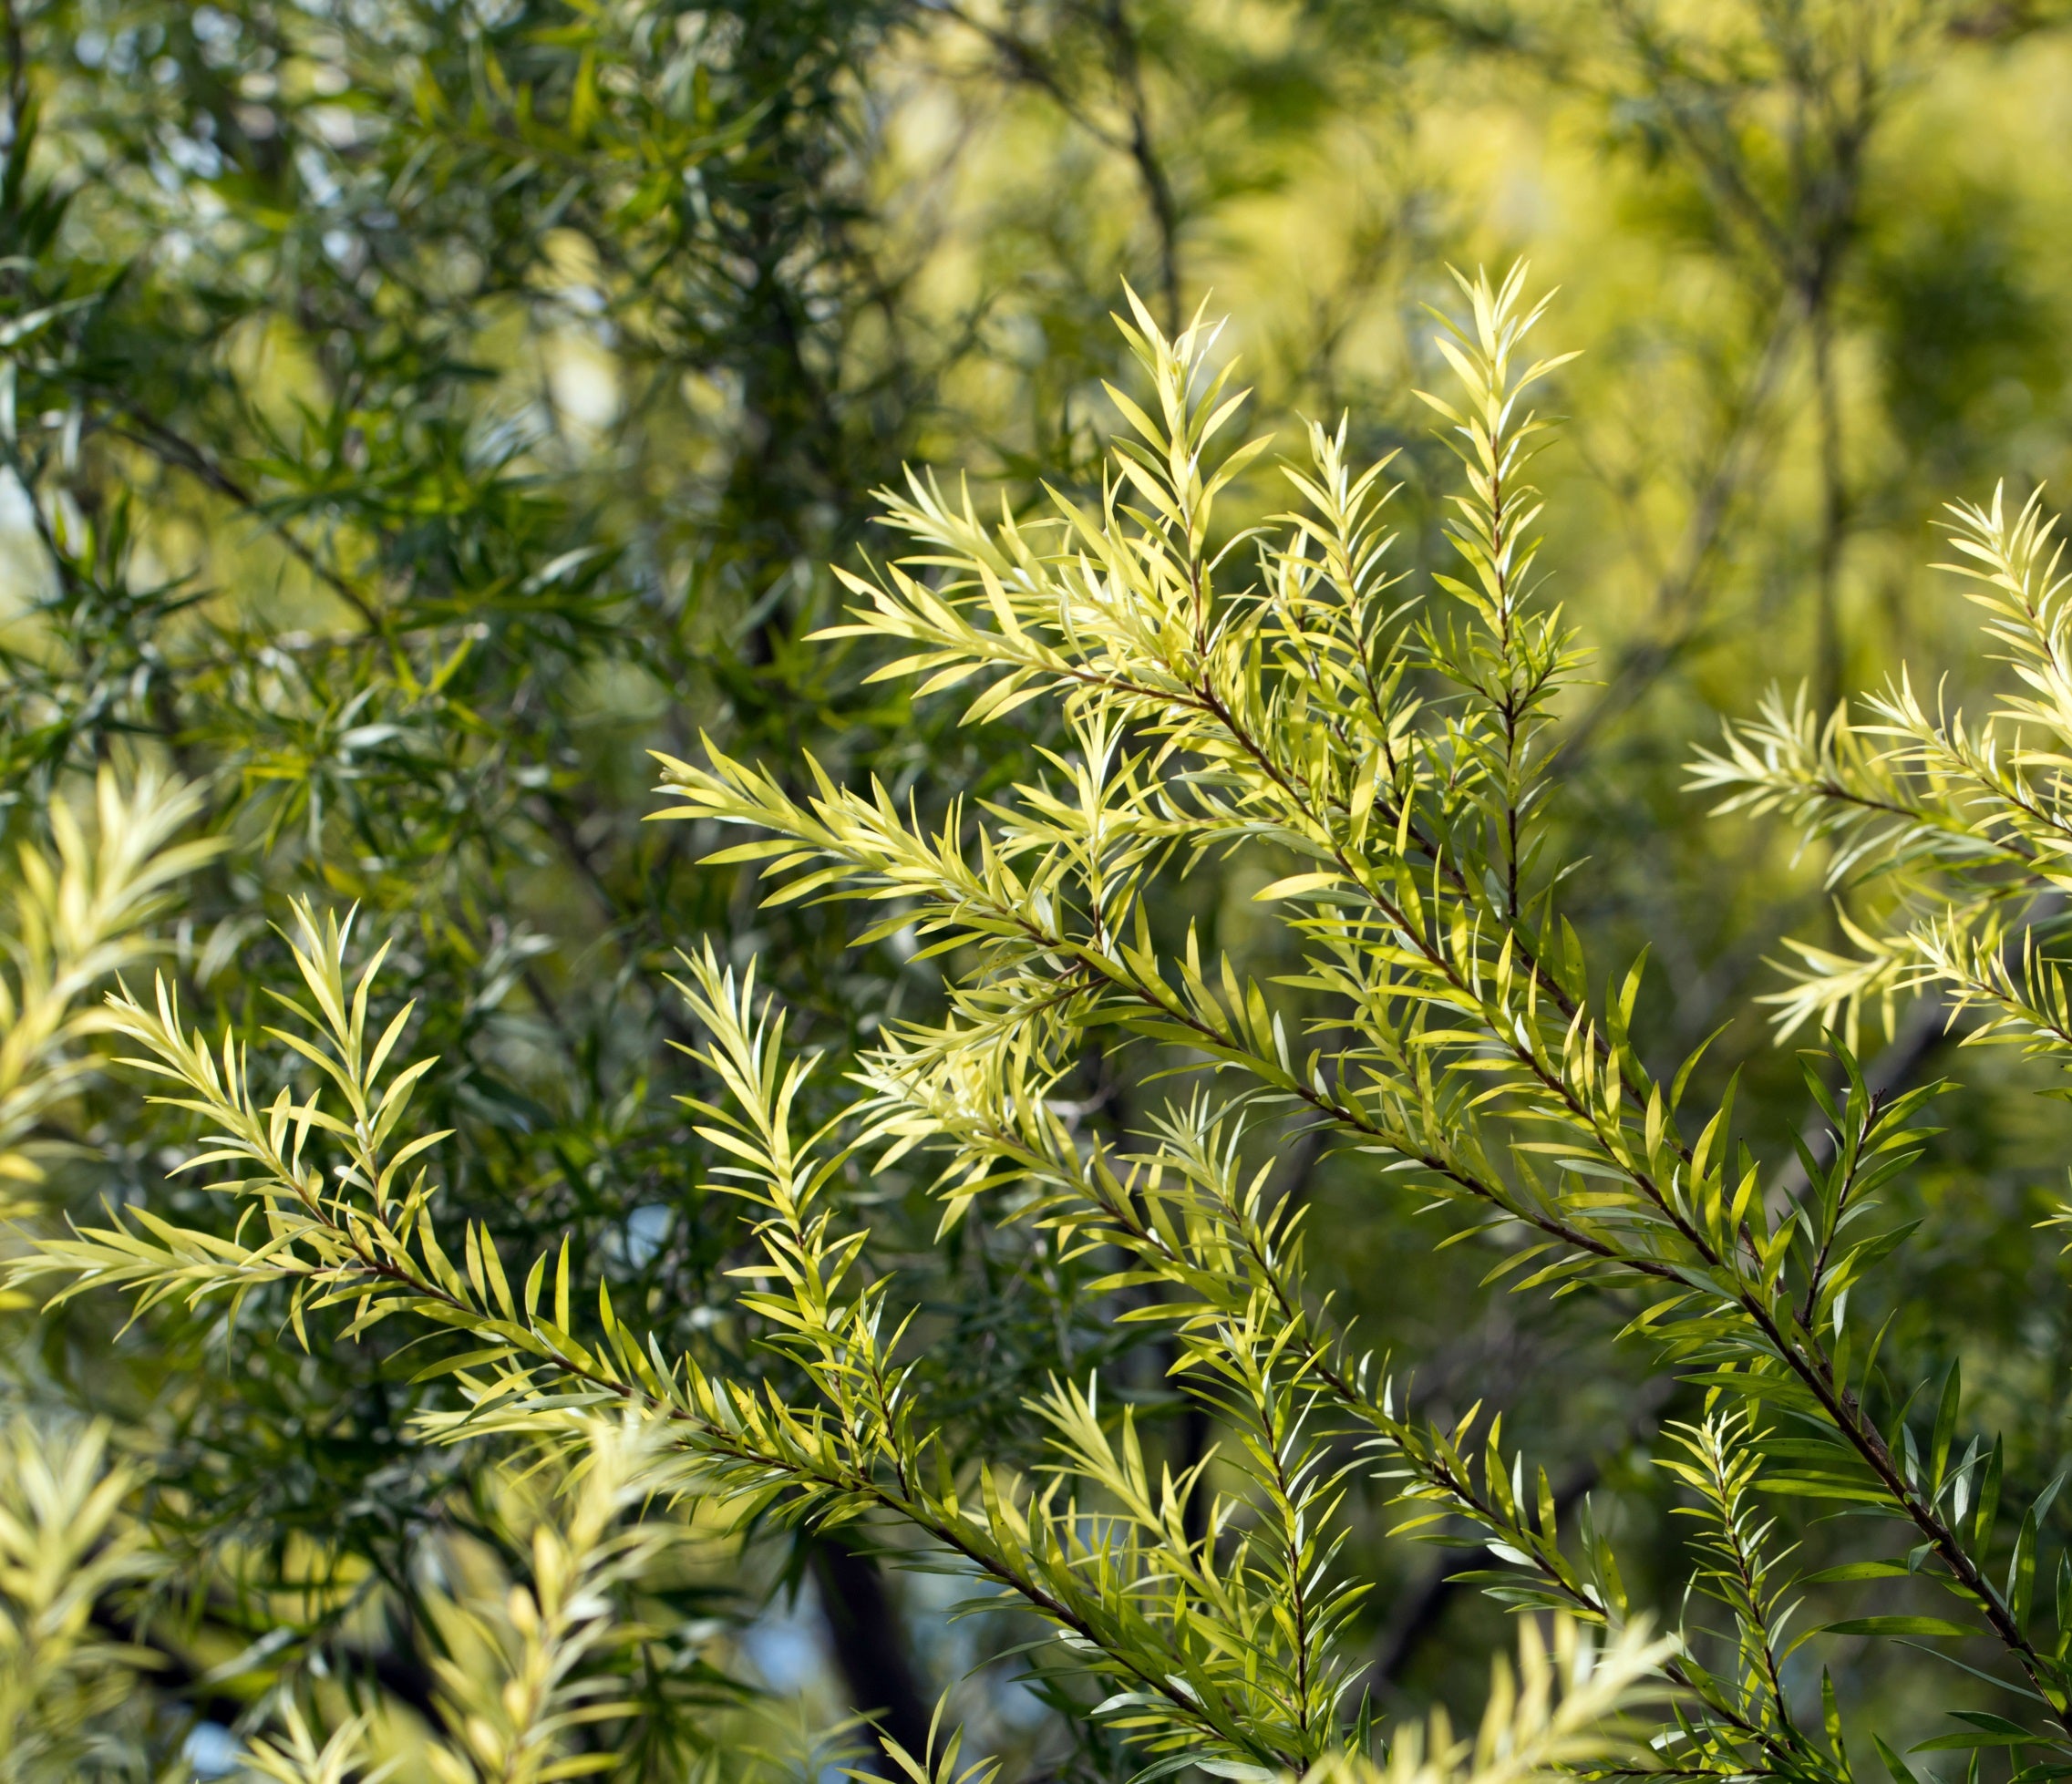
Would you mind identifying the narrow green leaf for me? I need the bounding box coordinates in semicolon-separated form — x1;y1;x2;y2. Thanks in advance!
1821;1616;1980;1638
1933;1360;1962;1491
2013;1504;2040;1632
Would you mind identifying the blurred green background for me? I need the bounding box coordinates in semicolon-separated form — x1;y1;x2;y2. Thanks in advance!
9;0;2072;1775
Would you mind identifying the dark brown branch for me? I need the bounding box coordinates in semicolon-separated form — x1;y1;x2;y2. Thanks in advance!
107;410;386;631
1101;0;1182;334
1;0;23;145
810;1536;934;1769
920;0;1182;333
1809;302;1849;716
91;1593;443;1730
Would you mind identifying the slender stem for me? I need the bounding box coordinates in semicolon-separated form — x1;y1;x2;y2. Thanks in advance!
1810;304;1847;717
1102;0;1181;335
108;410;387;633
1;0;22;149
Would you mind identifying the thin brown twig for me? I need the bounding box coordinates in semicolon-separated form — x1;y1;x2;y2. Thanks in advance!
108;410;386;632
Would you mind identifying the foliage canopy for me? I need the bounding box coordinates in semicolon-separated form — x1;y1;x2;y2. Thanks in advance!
13;3;2072;1782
